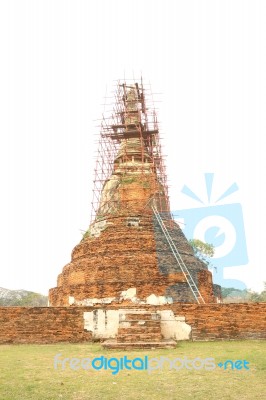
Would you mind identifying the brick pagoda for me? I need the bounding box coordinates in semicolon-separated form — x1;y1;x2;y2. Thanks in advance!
49;80;220;308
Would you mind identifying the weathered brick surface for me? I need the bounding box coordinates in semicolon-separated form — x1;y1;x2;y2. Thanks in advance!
49;212;217;306
198;270;215;303
0;307;92;344
167;303;266;340
0;303;265;344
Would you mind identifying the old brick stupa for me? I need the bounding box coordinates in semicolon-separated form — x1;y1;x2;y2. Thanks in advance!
49;80;221;308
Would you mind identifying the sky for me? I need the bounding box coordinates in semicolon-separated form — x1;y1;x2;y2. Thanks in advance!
0;0;265;295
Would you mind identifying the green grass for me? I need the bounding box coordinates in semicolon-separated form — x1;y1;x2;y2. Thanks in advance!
0;341;265;400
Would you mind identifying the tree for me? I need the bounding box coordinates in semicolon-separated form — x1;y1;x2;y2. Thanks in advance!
189;238;215;270
246;282;266;302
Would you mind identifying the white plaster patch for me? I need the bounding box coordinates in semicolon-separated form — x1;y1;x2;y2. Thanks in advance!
159;310;191;340
89;220;108;238
146;294;173;305
74;290;174;307
119;321;131;328
83;311;94;332
76;297;116;306
83;310;120;338
83;308;191;341
120;288;137;301
68;296;75;305
126;217;140;227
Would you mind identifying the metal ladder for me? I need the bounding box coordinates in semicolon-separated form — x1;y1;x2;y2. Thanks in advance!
151;205;205;304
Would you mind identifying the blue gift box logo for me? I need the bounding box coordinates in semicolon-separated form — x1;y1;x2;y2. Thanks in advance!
173;173;249;289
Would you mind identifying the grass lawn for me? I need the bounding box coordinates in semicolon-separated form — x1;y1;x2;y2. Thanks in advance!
0;340;265;400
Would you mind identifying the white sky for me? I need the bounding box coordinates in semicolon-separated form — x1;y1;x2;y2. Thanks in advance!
0;0;265;295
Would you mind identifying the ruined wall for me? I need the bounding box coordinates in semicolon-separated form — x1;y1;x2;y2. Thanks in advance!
170;303;266;340
0;307;92;344
83;303;266;341
0;303;265;344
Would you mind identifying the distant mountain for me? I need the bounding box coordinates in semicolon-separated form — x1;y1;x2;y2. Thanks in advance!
221;287;247;298
221;286;266;303
0;287;48;306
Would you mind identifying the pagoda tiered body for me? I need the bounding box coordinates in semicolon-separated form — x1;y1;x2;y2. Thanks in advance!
49;80;220;306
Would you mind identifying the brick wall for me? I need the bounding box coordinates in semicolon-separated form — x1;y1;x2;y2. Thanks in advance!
169;303;266;340
0;303;265;344
0;307;92;344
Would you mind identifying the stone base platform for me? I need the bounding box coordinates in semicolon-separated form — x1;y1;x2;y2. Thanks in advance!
102;338;177;350
102;309;176;349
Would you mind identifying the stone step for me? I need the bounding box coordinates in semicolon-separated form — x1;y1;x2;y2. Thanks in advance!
102;339;177;350
121;313;160;321
118;327;161;335
119;320;161;327
115;311;163;345
117;334;162;343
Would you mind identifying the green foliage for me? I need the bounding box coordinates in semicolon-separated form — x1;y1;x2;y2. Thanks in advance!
189;240;266;303
82;229;91;239
189;238;214;257
221;287;244;298
120;177;137;185
221;283;266;302
95;214;105;221
141;181;151;188
221;287;249;302
189;238;214;269
246;282;266;302
120;176;151;188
